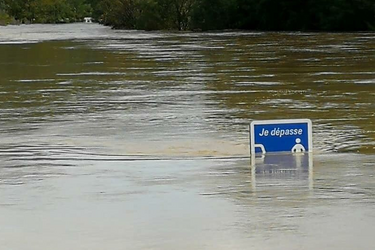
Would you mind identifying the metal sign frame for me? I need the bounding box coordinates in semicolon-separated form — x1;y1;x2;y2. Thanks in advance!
250;119;313;155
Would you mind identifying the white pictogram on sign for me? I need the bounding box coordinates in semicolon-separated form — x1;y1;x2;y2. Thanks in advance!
291;138;306;153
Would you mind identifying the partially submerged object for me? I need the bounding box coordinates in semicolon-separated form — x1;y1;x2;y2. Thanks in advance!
250;119;313;155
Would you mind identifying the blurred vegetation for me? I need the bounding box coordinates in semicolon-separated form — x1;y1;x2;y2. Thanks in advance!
94;0;375;31
0;0;11;25
1;0;375;31
0;0;92;24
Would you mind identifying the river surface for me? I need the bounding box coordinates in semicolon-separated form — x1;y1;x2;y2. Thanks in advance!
0;23;374;250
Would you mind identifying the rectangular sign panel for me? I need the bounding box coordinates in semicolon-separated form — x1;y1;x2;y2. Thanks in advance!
250;119;312;155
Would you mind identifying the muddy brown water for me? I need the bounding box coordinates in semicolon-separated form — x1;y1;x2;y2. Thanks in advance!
0;24;374;250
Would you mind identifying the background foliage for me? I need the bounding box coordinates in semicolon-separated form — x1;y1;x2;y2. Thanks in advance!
1;0;375;31
0;0;92;23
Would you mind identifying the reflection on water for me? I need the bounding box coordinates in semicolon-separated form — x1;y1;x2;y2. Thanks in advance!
0;24;374;155
250;153;314;192
0;24;374;250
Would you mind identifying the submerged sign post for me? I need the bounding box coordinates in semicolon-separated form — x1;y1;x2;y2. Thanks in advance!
250;119;313;155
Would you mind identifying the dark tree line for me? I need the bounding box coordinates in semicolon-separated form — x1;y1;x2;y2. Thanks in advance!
1;0;375;31
94;0;375;31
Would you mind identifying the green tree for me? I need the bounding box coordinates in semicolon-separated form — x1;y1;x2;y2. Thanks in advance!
170;0;195;30
32;0;68;23
87;0;102;19
135;0;164;30
311;0;375;31
2;0;93;23
3;0;32;22
87;0;375;31
67;0;92;20
191;0;238;30
235;0;257;29
0;0;12;24
0;0;5;11
98;0;137;28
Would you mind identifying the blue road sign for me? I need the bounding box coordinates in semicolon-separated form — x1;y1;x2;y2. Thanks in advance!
250;119;313;155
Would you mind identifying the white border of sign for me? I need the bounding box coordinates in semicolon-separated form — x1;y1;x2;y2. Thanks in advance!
250;119;313;155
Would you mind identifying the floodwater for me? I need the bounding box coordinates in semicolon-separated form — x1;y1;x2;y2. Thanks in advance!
0;23;374;250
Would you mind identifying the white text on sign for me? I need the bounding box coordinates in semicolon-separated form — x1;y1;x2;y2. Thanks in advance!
258;128;303;138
